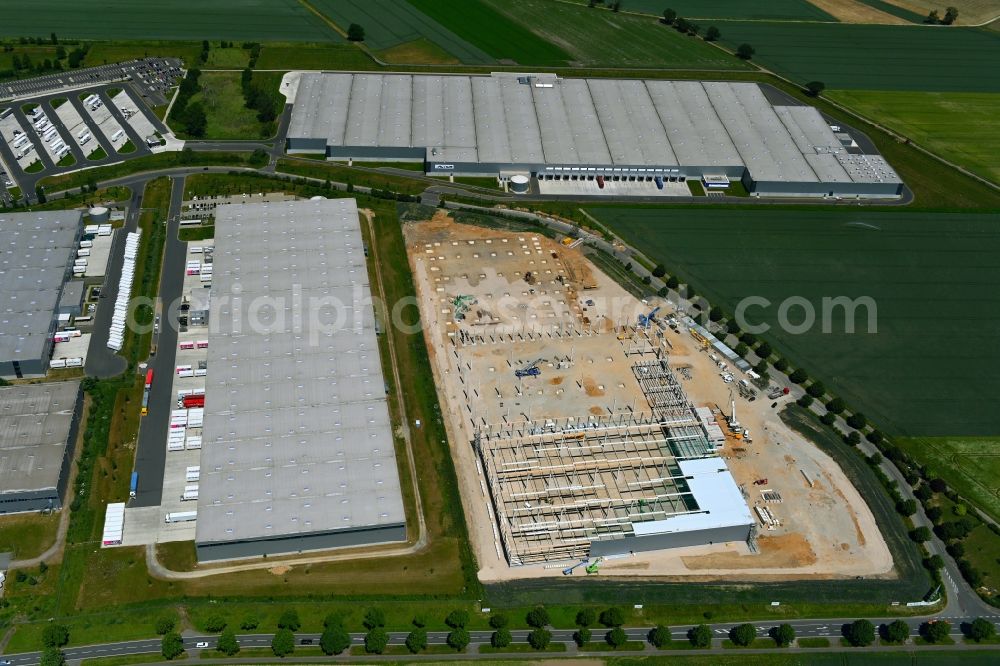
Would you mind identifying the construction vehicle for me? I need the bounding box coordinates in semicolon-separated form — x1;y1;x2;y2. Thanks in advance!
452;295;476;321
562;559;589;575
515;359;544;378
585;557;604;574
637;306;661;328
562;236;574;246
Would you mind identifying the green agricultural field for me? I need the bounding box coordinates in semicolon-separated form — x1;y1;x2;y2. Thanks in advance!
587;207;1000;437
406;0;573;66
896;437;1000;520
310;0;494;64
830;90;1000;185
716;22;1000;91
565;0;839;21
481;0;750;68
0;1;338;42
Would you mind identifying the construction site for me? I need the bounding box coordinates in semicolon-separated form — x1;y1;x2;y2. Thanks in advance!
404;211;894;582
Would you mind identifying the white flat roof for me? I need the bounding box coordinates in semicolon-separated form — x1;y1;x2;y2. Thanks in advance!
288;72;900;185
632;457;753;536
194;199;405;546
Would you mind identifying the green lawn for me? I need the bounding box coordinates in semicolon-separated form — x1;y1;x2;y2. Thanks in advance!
57;152;76;167
564;0;839;21
176;71;266;139
88;146;108;160
830;90;1000;185
716;22;1000;91
896;437;1000;520
83;42;204;68
0;1;340;41
276;158;427;195
478;0;750;69
117;140;135;154
253;43;374;70
0;513;60;560
310;0;494;63
24;160;43;173
203;45;250;68
587;207;1000;437
962;524;1000;595
405;0;573;65
37;151;264;191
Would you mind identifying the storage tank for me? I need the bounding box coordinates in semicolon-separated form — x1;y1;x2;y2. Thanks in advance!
509;174;530;194
89;206;110;224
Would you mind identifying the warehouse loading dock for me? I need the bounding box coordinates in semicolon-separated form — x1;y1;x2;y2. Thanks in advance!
286;72;903;199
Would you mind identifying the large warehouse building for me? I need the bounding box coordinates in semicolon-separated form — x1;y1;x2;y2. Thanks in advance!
0;211;83;379
194;199;406;562
0;381;83;514
287;72;902;198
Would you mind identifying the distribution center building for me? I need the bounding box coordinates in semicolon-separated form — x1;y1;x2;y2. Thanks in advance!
0;211;84;379
0;381;83;514
194;199;406;562
286;72;902;198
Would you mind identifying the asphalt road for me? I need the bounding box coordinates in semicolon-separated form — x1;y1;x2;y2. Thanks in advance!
83;187;141;379
131;175;187;508
5;615;1000;665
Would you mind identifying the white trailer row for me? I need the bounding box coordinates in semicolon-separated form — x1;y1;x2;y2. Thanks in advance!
54;98;100;158
0;109;39;169
107;229;141;352
29;106;72;164
101;502;126;546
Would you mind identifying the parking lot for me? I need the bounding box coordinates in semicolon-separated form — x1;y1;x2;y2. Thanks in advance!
0;77;178;203
0;57;182;104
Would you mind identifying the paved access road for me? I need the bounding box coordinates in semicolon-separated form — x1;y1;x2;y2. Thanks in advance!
130;176;187;508
5;615;1000;665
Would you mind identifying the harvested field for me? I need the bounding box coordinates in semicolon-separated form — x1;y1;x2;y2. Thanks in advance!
806;0;911;23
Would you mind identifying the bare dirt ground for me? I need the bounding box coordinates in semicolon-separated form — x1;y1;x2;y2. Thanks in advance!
807;0;911;23
404;213;893;583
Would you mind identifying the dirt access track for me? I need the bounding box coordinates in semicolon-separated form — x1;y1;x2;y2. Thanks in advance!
405;211;893;583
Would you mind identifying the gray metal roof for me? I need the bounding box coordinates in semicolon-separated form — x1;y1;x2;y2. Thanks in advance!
0;211;82;364
195;199;405;547
0;380;80;496
288;72;899;185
